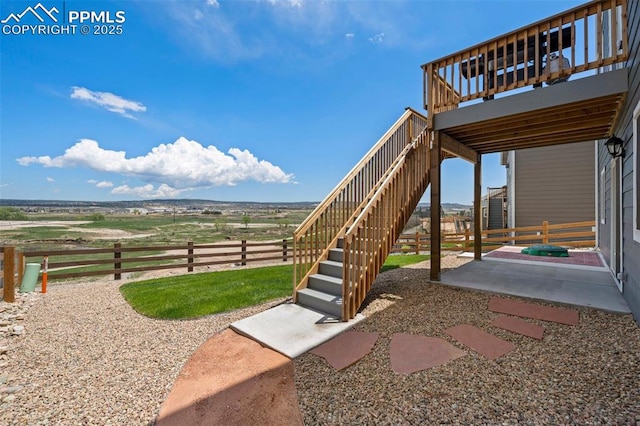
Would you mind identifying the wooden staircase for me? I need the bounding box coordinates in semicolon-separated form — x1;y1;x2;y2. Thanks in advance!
293;108;432;321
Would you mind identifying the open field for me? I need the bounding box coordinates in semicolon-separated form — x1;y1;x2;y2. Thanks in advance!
0;207;314;251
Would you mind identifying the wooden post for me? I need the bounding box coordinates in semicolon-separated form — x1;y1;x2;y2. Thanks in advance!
430;131;441;280
187;241;194;272
282;239;287;262
415;232;420;255
465;228;470;252
542;220;549;244
474;153;482;260
241;240;247;266
114;243;122;280
3;247;15;303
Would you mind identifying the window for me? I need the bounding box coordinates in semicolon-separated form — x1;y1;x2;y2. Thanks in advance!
634;100;640;242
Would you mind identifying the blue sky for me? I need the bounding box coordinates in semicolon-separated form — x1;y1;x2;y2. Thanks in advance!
0;0;584;203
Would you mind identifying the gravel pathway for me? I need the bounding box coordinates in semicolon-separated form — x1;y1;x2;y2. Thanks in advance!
295;256;640;425
0;273;286;425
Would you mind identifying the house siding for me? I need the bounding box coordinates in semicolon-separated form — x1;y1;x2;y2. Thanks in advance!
599;0;640;322
513;143;595;227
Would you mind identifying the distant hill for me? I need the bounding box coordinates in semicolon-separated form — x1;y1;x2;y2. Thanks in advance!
0;199;319;209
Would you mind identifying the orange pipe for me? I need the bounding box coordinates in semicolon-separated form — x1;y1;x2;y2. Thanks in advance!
42;256;48;294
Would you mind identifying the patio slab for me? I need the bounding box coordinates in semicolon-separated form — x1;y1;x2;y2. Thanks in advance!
230;303;365;359
489;296;579;325
440;260;630;313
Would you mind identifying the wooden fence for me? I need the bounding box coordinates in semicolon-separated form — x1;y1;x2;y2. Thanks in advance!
392;220;596;254
1;239;292;302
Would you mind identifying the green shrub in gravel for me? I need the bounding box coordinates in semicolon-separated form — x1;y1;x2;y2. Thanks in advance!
120;255;430;319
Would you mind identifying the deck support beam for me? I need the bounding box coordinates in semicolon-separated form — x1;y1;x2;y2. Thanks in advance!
474;154;482;260
430;131;442;281
440;132;478;164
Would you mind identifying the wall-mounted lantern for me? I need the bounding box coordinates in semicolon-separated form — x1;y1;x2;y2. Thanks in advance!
605;136;625;158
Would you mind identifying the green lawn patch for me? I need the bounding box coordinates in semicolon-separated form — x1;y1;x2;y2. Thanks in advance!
121;254;430;319
120;264;293;319
380;254;430;273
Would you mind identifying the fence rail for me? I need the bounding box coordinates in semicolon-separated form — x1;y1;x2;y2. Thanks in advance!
391;220;596;254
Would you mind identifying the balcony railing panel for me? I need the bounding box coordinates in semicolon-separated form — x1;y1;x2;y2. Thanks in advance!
422;0;628;115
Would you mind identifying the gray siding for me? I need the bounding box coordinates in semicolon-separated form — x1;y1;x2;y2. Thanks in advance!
514;143;595;227
600;0;640;322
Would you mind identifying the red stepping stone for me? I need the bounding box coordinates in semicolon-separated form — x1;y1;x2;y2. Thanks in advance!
310;331;379;370
491;316;545;340
389;333;466;374
444;324;515;360
488;297;579;326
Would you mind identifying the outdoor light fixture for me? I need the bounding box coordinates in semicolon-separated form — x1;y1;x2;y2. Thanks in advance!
605;136;625;158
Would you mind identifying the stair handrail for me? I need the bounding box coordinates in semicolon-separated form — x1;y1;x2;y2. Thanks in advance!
344;130;426;236
293;108;428;297
342;127;432;319
294;107;427;234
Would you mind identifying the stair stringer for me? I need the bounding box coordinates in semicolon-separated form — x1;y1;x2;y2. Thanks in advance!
341;130;434;320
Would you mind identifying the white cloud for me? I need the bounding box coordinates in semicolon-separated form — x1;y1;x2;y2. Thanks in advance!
111;183;184;198
17;137;294;197
70;86;147;119
96;180;114;188
46;177;55;182
345;33;354;39
266;0;303;7
368;32;384;43
205;0;219;7
194;9;204;20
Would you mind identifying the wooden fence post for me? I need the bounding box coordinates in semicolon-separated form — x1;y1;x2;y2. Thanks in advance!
415;232;420;255
241;240;247;266
3;247;15;303
187;241;194;272
465;229;470;251
114;243;122;280
282;239;287;262
542;221;549;244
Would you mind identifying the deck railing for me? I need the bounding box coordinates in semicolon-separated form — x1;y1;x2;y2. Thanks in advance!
341;128;431;320
422;0;628;114
292;108;428;298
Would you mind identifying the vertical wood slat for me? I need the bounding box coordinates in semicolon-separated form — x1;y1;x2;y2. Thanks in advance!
610;0;617;61
3;247;15;303
596;1;603;65
114;242;121;280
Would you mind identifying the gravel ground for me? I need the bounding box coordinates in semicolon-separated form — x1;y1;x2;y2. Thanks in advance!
295;256;640;425
0;271;286;425
2;255;640;425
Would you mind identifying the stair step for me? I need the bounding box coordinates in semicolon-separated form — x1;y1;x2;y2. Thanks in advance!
319;260;342;278
308;274;342;296
297;288;342;318
328;248;343;262
337;238;344;249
